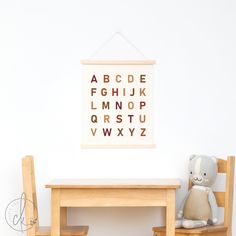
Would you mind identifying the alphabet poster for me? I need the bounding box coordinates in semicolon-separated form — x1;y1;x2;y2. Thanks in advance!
81;60;155;148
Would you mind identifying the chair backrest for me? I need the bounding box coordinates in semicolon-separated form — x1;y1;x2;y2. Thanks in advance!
22;156;39;235
188;156;235;236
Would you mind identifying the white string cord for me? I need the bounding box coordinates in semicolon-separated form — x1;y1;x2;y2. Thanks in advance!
88;31;147;59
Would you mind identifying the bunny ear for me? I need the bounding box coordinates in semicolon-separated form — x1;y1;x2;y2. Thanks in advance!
189;155;196;161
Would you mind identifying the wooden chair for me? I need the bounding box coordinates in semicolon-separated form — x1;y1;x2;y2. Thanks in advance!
153;156;235;236
22;156;89;236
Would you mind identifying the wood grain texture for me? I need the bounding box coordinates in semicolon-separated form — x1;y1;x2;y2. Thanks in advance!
224;156;235;236
60;188;167;207
60;207;67;227
153;225;228;233
166;189;176;236
80;60;156;65
217;158;227;173
47;178;179;236
51;189;61;236
80;144;156;149
214;191;225;207
154;231;227;236
36;226;89;236
22;156;38;236
46;178;181;189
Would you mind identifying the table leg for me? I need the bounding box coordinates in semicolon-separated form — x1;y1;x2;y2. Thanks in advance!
166;189;176;236
60;207;67;227
51;189;61;236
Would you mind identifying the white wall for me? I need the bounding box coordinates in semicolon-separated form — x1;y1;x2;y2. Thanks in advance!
0;0;236;235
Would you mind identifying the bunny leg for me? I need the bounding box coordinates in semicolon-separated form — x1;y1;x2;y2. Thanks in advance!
182;219;207;229
175;219;184;228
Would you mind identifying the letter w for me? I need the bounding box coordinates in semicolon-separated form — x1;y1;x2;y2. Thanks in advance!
103;128;112;136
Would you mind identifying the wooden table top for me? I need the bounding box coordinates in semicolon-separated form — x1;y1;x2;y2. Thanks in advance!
45;179;181;189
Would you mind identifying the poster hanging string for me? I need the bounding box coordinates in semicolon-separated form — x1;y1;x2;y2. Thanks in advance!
88;31;147;59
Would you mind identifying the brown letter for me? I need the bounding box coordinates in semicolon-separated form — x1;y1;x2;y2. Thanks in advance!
140;101;146;109
102;101;110;109
112;88;118;96
116;115;122;123
101;88;107;96
104;75;109;83
130;88;135;96
91;115;98;123
140;74;146;83
91;88;97;96
103;128;112;136
117;128;123;136
128;115;134;123
129;128;135;136
91;101;97;110
115;101;122;110
91;75;98;83
140;128;146;136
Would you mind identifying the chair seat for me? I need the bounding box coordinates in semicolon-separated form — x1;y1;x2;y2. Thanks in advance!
153;224;227;236
36;226;89;236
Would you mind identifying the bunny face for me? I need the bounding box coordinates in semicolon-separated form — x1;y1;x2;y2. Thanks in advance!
189;155;218;187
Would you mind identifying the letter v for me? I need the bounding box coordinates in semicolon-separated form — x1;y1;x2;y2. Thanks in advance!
91;128;97;136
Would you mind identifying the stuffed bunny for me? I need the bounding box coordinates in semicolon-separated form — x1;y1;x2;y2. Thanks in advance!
176;155;218;229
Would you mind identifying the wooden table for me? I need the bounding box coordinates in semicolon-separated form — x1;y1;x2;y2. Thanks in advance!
46;179;180;236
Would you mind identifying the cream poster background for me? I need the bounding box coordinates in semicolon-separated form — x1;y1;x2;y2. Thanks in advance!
81;62;155;148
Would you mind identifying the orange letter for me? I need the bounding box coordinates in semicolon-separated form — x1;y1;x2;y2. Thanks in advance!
128;102;134;109
128;75;134;83
116;75;121;83
104;115;110;123
91;128;97;136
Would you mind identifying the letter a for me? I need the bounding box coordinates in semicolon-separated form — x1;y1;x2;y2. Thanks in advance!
91;75;98;83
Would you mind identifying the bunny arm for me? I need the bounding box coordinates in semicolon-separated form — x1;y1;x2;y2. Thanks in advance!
208;189;218;224
177;190;191;219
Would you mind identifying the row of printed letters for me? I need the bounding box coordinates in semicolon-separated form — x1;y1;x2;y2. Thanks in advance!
90;128;146;137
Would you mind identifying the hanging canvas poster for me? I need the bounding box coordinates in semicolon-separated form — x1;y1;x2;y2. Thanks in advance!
81;60;156;148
